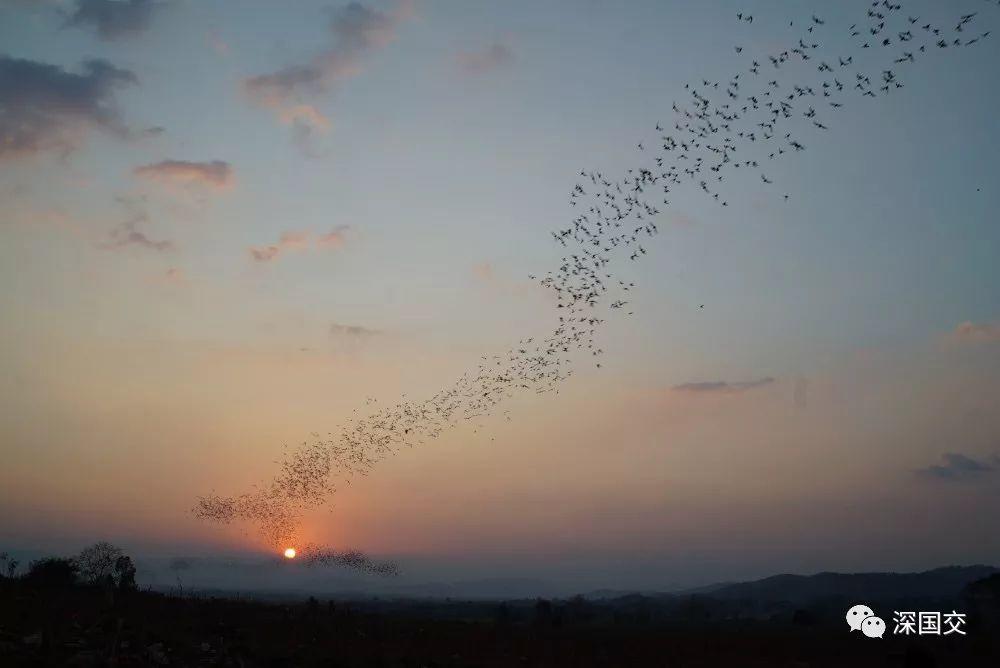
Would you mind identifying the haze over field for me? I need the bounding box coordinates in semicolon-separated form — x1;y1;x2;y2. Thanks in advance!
1;0;999;595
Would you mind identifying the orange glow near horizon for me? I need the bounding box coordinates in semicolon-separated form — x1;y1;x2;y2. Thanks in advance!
283;547;296;559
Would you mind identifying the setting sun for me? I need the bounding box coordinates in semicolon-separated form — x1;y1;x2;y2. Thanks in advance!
283;548;296;559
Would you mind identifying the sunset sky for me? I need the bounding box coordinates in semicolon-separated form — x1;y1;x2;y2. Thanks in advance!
1;0;999;593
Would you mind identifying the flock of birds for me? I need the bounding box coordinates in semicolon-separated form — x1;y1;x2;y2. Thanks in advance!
195;0;996;574
295;544;399;576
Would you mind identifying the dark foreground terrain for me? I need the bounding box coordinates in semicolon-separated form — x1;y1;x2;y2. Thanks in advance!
2;574;1000;667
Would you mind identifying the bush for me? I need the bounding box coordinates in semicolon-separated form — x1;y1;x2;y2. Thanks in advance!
115;555;137;592
23;557;78;588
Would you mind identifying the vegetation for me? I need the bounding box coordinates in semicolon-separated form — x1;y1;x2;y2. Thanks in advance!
0;552;19;579
22;557;79;589
2;542;137;595
1;548;999;666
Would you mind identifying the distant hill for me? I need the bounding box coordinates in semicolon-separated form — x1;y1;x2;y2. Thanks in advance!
144;564;999;606
692;565;998;605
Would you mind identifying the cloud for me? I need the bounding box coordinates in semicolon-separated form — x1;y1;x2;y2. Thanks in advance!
250;227;352;261
248;231;310;262
947;320;1000;345
455;43;514;76
0;55;137;160
102;211;174;252
243;1;411;139
163;267;185;283
915;453;998;482
672;377;776;394
329;322;379;338
133;159;235;190
248;245;280;262
278;230;309;248
317;225;350;248
280;104;332;133
206;29;229;57
472;261;495;281
284;105;333;156
66;0;162;41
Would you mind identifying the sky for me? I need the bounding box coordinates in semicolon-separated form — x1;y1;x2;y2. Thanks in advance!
1;0;999;594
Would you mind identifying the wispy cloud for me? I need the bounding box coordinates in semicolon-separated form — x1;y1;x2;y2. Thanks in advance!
144;266;187;286
243;1;412;142
102;212;174;252
317;225;350;249
65;0;163;41
280;104;332;131
248;246;280;262
249;228;349;263
330;322;379;338
0;55;137;160
915;453;999;482
249;231;309;262
455;43;514;76
672;377;776;394
946;320;1000;345
472;261;495;282
133;159;235;190
206;29;230;57
328;321;380;354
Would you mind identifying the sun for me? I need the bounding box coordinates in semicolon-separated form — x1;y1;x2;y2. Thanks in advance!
283;547;296;559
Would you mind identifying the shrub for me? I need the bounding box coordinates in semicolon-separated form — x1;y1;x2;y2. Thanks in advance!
24;557;78;588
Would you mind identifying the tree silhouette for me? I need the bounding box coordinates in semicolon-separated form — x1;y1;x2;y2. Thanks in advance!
0;552;20;579
114;555;137;592
534;598;553;626
24;558;78;588
76;541;124;586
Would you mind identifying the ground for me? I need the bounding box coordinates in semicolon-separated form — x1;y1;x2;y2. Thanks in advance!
1;582;998;667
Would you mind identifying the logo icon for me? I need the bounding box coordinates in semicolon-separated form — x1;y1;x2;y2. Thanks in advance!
846;603;884;638
846;604;875;632
861;615;886;638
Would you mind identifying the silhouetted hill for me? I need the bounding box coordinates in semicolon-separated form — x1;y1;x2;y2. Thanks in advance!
148;566;999;608
698;565;998;605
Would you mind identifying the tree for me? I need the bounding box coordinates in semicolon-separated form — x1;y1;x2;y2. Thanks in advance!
0;552;20;579
114;555;137;592
24;558;78;587
534;598;553;625
76;541;123;586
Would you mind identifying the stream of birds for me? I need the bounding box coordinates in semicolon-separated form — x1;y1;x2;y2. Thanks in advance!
195;0;997;573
